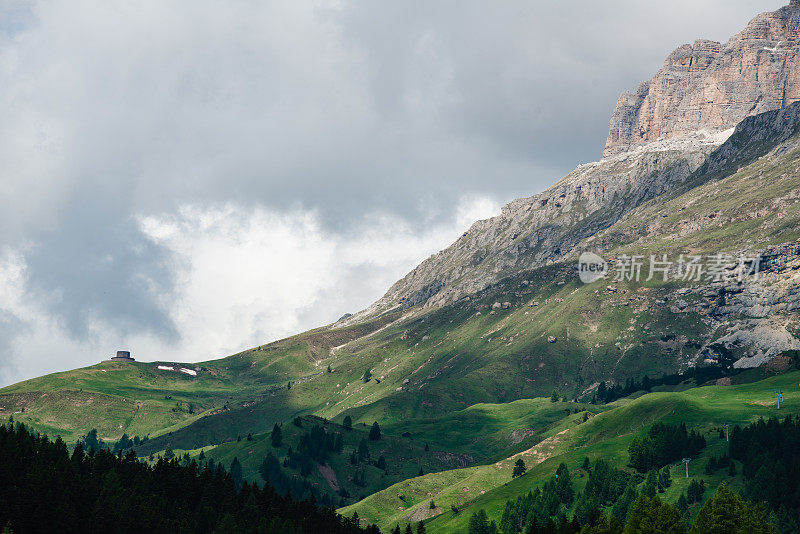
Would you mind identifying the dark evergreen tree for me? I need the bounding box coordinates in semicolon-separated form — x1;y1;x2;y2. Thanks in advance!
230;456;243;489
677;493;688;515
623;494;686;534
690;484;778;534
658;466;672;492
687;479;705;504
555;463;574;506
512;458;526;478
369;422;381;441
582;456;591;472
357;438;370;460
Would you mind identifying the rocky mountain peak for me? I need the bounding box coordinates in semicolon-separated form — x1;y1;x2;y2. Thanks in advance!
343;3;800;326
603;2;800;157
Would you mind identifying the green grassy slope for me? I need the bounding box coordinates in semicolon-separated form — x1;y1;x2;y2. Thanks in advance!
0;315;401;443
346;371;800;532
0;106;798;534
194;415;473;507
4;122;799;448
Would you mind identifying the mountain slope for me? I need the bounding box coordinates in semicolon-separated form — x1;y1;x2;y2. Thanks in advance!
4;102;799;450
2;6;800;531
343;370;800;532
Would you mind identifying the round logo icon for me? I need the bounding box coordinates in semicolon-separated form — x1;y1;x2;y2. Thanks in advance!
578;252;608;284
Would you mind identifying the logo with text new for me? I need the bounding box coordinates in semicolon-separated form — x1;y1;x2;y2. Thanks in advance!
578;252;607;284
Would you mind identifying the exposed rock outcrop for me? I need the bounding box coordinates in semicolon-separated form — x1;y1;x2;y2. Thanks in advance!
604;2;800;157
343;131;727;324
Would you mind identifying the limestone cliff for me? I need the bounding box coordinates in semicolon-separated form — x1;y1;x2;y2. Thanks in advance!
347;131;726;323
604;1;800;157
345;2;800;335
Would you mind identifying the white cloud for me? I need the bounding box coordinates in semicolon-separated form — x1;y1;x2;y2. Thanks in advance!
0;198;498;385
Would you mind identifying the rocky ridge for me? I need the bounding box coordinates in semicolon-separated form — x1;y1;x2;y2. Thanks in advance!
344;2;800;327
344;133;724;324
604;1;800;156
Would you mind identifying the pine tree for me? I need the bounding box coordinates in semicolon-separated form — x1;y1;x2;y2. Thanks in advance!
555;463;574;506
612;484;638;524
417;521;427;534
658;466;672;491
623;494;686;534
358;438;370;460
641;375;651;392
687;479;704;504
597;381;608;403
271;423;282;447
677;493;688;515
230;457;243;489
512;458;526;478
343;416;353;430
468;509;490;534
691;484;778;534
369;422;381;440
550;390;559;403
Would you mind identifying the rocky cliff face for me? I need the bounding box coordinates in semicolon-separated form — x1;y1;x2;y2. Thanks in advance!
346;3;800;335
347;132;726;323
604;1;800;157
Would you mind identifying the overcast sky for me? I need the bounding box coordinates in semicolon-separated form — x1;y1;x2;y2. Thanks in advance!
0;0;786;386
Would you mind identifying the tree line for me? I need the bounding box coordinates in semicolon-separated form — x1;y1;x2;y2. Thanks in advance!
0;421;377;533
730;415;800;532
474;421;778;534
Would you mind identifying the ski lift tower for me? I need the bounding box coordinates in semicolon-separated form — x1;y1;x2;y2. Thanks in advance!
774;389;784;409
682;458;691;478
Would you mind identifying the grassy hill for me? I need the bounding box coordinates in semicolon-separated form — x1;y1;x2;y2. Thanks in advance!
342;371;800;532
3;117;799;446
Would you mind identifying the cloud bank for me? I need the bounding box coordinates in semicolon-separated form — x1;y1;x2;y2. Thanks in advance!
0;0;785;385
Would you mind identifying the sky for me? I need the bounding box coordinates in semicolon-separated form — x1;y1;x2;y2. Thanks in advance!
0;0;786;386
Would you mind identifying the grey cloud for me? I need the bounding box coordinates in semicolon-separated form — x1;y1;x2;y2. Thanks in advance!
0;0;786;383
